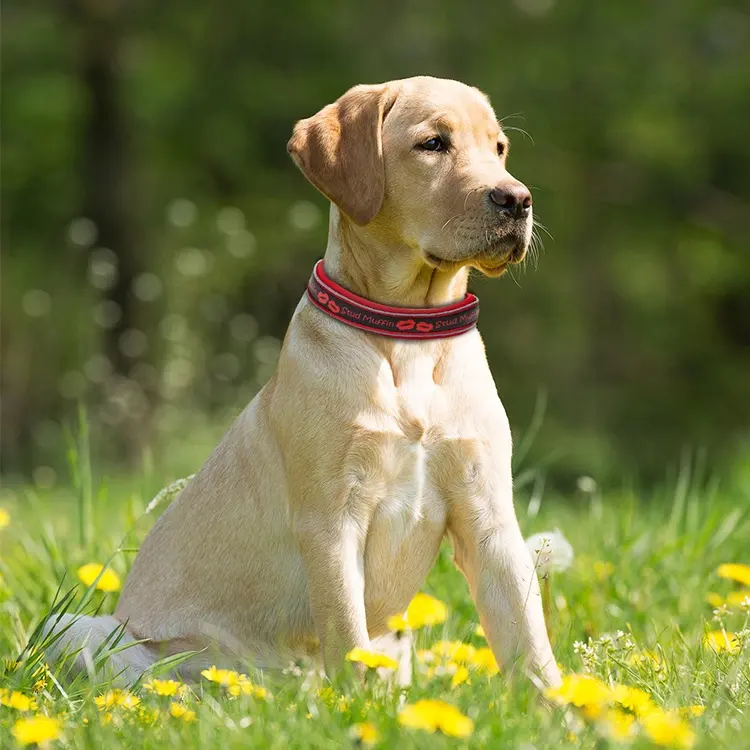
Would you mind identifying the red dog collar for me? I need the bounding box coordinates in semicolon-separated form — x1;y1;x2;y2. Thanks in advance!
306;260;479;339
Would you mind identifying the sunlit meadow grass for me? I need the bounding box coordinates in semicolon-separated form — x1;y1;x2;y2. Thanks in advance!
1;436;749;748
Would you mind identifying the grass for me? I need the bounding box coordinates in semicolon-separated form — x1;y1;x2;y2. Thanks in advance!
1;434;749;748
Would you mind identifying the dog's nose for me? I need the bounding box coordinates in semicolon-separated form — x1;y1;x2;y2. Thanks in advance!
489;183;532;219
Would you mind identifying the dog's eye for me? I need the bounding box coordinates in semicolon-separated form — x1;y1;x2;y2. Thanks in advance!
497;142;506;157
419;136;446;152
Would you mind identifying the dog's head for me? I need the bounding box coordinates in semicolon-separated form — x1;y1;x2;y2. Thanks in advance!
288;76;532;278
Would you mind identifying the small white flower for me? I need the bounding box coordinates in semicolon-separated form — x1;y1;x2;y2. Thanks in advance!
576;476;598;494
526;529;574;575
712;605;729;622
573;638;598;670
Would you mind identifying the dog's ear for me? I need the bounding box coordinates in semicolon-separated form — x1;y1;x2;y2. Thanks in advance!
287;84;397;226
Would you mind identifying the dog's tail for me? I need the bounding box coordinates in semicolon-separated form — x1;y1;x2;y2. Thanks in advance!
41;613;155;685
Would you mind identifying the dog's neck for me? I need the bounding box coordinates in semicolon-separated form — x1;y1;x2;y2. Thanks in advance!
323;207;469;308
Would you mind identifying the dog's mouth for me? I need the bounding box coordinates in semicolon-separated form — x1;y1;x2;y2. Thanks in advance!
424;237;528;278
475;239;528;275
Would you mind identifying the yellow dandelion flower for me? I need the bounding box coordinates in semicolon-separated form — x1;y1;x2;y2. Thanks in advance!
432;640;476;663
474;624;485;638
580;703;605;721
94;693;116;711
169;702;196;721
716;563;750;587
119;693;141;711
386;613;408;632
705;591;750;609
641;708;695;749
451;665;470;687
0;508;10;530
11;715;61;747
77;563;121;593
0;689;37;712
405;592;447;627
703;631;740;655
601;708;636;741
317;686;350;712
251;685;268;700
400;701;445;732
345;648;398;671
593;560;615;581
228;675;268;699
469;647;500;676
398;699;474;738
137;706;160;725
201;666;267;698
350;722;380;745
201;665;240;686
431;704;475;739
94;690;140;711
611;685;657;717
386;592;447;632
679;705;705;718
143;678;182;697
31;664;50;695
545;674;612;713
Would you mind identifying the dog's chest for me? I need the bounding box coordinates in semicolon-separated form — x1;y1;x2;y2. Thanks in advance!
351;350;449;520
350;351;460;631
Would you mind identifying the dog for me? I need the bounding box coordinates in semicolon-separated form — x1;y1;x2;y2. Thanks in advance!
45;76;561;690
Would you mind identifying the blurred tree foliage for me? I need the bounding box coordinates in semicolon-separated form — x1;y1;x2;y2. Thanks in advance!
2;0;749;485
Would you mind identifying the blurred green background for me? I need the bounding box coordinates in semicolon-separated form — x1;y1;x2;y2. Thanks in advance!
2;0;749;490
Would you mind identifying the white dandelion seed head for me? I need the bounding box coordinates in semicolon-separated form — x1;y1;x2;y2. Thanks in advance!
525;529;574;575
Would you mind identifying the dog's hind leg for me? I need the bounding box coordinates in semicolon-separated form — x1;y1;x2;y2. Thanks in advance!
42;613;156;686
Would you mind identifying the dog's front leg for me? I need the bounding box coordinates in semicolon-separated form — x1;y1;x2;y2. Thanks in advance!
295;512;370;678
448;474;561;689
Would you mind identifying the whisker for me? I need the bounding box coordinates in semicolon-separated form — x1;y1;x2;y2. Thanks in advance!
464;185;484;212
502;126;534;145
534;236;542;267
507;266;523;288
533;218;554;242
441;214;463;231
527;239;536;269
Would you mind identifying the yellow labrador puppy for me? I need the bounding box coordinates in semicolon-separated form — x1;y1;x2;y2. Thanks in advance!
46;76;561;690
